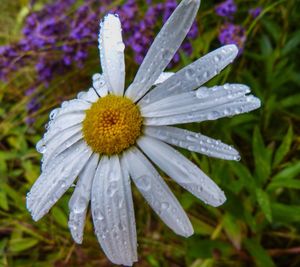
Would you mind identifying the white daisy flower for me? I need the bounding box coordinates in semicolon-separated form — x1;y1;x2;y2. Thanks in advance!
27;0;261;265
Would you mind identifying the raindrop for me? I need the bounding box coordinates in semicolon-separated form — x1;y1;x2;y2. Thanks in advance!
196;88;209;98
135;175;151;191
77;91;87;100
207;111;220;120
72;197;87;213
161;49;172;60
214;55;221;62
49;109;59;120
161;202;169;211
203;71;209;79
116;42;125;52
36;140;46;153
223;83;230;90
185;68;196;80
107;181;118;197
61;101;69;108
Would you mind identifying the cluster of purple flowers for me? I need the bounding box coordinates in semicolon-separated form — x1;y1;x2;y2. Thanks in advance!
215;0;237;19
115;0;198;64
215;0;262;54
0;0;199;124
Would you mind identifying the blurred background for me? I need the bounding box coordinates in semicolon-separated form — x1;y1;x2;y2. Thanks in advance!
0;0;300;266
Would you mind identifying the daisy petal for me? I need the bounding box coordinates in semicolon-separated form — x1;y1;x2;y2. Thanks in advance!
139;45;239;107
99;14;125;96
42;131;83;171
141;84;250;117
68;153;99;244
51;99;91;119
145;95;261;125
92;73;109;97
125;0;201;102
77;88;99;103
27;141;92;221
123;147;193;237
92;156;137;266
144;126;240;161
138;136;226;207
153;72;174;86
37;114;84;149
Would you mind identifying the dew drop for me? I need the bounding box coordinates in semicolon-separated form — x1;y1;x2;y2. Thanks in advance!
116;42;125;52
49;109;59;120
214;55;221;62
36;140;46;153
203;71;209;79
161;202;169;211
72;196;87;213
185;68;196;80
107;181;118;197
135;175;151;191
77;91;87;100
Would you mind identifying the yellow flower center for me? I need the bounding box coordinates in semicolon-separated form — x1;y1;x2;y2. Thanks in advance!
82;94;143;155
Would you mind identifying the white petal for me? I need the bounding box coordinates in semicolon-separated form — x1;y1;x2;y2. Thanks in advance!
153;72;174;86
125;0;201;102
144;126;240;161
37;114;84;149
42;131;83;171
123;147;193;237
68;153;99;244
50;99;91;120
91;156;137;266
144;95;261;125
141;84;250;117
27;141;92;221
138;45;239;107
77;88;99;103
99;14;125;96
138;136;226;207
92;73;109;97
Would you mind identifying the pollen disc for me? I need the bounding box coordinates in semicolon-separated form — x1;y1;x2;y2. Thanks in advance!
82;95;143;155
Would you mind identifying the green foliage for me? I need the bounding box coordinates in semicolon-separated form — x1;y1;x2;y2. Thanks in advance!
1;0;300;266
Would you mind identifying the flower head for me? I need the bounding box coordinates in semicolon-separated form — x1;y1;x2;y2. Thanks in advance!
249;7;262;18
215;0;237;18
219;22;246;53
27;0;260;265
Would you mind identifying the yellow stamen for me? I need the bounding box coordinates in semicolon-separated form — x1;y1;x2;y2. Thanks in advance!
82;94;143;155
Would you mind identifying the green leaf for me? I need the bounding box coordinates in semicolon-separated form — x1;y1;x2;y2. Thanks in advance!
223;213;242;249
255;189;272;222
229;162;255;192
252;127;272;183
282;30;300;55
271;203;300;223
244;238;275;267
272;161;300;181
9;238;38;253
51;206;68;228
268;179;300;191
0;189;9;210
273;125;293;166
280;93;300;108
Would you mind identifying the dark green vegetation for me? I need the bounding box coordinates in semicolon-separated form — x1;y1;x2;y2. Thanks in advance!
1;0;300;266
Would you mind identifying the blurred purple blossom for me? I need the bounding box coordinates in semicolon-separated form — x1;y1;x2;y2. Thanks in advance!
218;23;246;54
0;0;198;85
215;0;237;19
249;7;262;18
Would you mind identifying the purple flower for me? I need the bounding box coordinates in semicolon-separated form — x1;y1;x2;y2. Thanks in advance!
215;0;237;18
249;7;262;18
218;23;246;54
0;0;199;85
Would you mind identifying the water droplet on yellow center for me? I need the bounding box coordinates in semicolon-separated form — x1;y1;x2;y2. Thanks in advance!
82;95;143;155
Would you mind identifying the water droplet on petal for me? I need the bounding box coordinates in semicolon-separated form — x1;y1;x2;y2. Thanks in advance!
135;175;151;191
36;139;46;153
